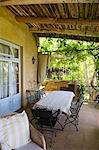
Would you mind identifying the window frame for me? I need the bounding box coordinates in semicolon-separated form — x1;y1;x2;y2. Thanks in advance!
0;39;21;99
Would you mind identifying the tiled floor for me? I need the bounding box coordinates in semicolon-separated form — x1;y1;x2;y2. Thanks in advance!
43;102;99;150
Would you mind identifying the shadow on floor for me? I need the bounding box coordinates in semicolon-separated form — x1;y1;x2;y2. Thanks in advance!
42;102;99;150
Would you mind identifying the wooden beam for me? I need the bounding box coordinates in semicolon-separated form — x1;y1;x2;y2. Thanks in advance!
0;0;99;6
15;16;99;26
34;33;99;42
29;27;99;37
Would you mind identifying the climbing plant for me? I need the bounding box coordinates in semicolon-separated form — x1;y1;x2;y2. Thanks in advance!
39;38;99;90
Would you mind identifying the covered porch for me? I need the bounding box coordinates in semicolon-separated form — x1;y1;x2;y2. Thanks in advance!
0;1;99;150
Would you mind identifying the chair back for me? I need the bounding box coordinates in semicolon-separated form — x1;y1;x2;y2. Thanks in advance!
27;95;36;104
31;108;60;128
32;108;53;119
70;100;83;118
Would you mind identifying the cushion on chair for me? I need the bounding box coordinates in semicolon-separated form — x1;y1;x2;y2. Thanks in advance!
0;111;31;150
15;142;43;150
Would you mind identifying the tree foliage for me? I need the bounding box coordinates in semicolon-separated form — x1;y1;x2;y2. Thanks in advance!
39;38;99;87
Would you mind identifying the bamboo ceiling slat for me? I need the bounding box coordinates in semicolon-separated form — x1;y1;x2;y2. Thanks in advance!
61;24;66;29
11;6;23;16
33;5;43;17
30;23;40;29
27;5;36;16
41;24;49;30
53;4;61;18
73;3;79;18
47;24;54;29
87;4;93;19
29;5;38;17
49;24;56;30
57;24;62;29
48;24;54;29
64;24;68;29
96;4;99;18
41;24;46;29
21;5;32;16
82;3;85;19
62;3;70;18
42;24;52;29
78;3;84;18
26;23;33;28
28;5;38;17
65;3;72;18
16;6;29;16
68;3;79;18
44;4;53;17
52;4;60;18
68;24;73;30
52;24;57;29
50;24;55;28
39;4;51;17
51;24;58;29
91;4;98;19
39;24;44;29
57;3;66;18
44;4;51;17
47;24;53;29
84;3;89;19
48;4;56;18
30;23;36;27
7;6;20;16
37;5;46;17
38;4;48;17
57;24;63;29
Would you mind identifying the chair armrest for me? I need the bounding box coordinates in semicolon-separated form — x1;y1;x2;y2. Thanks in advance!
29;123;46;150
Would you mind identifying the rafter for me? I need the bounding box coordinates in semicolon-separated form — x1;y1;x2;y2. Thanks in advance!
0;0;99;6
16;16;99;26
29;27;99;37
34;33;99;42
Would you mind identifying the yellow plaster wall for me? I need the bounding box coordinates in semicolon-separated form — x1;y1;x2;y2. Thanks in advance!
0;7;38;106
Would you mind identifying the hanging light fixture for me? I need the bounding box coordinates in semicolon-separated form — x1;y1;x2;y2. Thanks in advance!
32;56;35;64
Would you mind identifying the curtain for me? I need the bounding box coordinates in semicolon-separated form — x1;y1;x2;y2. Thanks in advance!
11;63;18;95
37;52;49;84
0;61;18;99
0;61;9;99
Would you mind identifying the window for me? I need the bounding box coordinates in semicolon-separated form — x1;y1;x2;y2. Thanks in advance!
0;39;21;114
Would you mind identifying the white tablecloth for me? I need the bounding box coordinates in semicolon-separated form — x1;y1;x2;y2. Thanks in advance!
34;91;75;115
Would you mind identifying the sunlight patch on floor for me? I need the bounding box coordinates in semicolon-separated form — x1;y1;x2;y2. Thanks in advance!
83;102;88;105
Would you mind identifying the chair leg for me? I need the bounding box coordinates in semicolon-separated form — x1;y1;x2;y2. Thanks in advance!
71;120;79;131
63;116;79;131
56;120;64;130
75;123;78;131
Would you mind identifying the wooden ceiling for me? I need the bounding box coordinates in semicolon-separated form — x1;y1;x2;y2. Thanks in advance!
0;0;99;41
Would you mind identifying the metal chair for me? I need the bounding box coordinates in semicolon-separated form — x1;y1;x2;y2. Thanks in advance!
95;94;99;107
27;90;46;105
63;100;83;131
31;108;60;129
